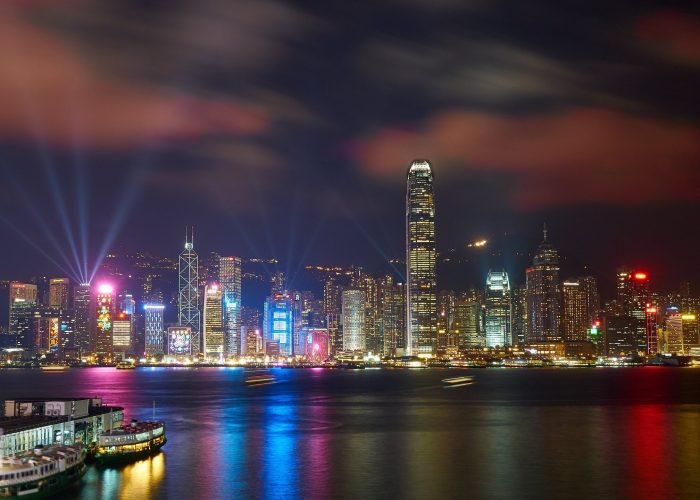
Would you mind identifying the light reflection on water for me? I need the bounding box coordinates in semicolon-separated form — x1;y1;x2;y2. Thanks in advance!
3;368;700;499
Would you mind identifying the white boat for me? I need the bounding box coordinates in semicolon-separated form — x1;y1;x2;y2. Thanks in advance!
0;445;86;498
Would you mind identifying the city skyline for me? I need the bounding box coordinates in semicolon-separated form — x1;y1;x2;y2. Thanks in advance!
2;179;698;363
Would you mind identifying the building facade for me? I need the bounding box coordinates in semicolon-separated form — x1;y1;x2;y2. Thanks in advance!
485;270;512;347
203;284;224;360
144;304;165;356
406;160;437;356
219;256;242;357
525;227;562;343
342;289;365;353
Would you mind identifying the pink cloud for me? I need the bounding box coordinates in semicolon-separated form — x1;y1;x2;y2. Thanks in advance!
350;107;700;209
636;10;700;64
0;3;267;148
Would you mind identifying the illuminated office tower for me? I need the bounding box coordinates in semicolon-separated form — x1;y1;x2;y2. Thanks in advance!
453;292;483;350
95;284;115;358
263;293;293;356
525;226;562;343
485;270;512;348
34;313;60;354
144;304;165;356
178;227;201;356
168;326;192;356
378;275;405;357
323;276;344;354
49;278;70;309
9;282;38;337
604;316;637;356
203;284;224;360
112;312;132;360
437;290;456;355
625;271;651;354
616;267;631;305
352;269;379;354
219;256;242;356
511;285;527;345
579;276;600;325
342;289;365;353
563;280;588;342
664;313;698;354
58;311;75;356
240;306;262;355
405;159;437;356
73;284;91;354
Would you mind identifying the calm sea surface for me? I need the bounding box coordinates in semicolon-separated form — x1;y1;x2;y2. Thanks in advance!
2;367;700;499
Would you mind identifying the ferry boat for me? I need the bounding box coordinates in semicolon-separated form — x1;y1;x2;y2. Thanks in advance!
95;420;166;465
244;374;276;386
39;365;69;372
0;445;86;499
442;376;475;388
115;362;136;370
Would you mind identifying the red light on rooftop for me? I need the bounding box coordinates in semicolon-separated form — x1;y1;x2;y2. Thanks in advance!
633;272;647;280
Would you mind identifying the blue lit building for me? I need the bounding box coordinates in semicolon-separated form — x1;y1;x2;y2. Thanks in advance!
263;294;294;356
144;304;165;356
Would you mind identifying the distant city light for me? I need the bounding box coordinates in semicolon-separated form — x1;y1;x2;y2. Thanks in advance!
97;284;113;294
633;272;648;280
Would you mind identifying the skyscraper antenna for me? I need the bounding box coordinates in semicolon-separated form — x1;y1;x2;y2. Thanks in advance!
543;223;548;242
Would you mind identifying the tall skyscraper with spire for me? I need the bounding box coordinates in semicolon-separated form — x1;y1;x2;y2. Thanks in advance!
178;227;201;356
525;225;563;343
406;159;437;356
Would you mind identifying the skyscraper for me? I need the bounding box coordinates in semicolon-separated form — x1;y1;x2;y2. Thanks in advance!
563;280;588;342
178;227;201;356
352;268;379;354
342;289;365;353
9;282;37;338
626;271;651;354
95;284;114;358
437;290;456;355
406;159;437;356
112;312;132;360
664;313;698;354
525;226;562;343
453;291;483;350
219;256;242;356
48;278;69;309
240;306;262;355
485;270;512;347
378;275;405;357
511;285;527;345
144;304;165;356
73;283;91;355
323;276;344;355
203;283;224;360
263;293;293;356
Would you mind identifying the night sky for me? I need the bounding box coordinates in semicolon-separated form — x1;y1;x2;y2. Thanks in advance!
1;0;700;296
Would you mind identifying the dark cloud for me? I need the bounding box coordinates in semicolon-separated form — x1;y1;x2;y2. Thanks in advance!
350;107;700;208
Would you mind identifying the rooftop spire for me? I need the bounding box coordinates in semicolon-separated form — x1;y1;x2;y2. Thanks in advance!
542;223;548;242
